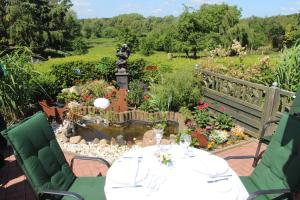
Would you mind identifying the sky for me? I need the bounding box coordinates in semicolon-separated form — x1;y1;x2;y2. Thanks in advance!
72;0;300;19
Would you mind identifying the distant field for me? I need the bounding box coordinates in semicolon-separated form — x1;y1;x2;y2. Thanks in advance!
36;38;281;74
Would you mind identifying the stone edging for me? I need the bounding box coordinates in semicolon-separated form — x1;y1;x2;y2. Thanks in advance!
70;107;187;131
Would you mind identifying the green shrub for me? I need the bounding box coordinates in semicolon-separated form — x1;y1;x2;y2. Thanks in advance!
127;58;146;81
139;71;200;112
96;57;116;81
213;112;234;131
81;80;109;98
126;80;144;107
274;43;300;92
50;61;100;88
193;109;211;128
179;106;193;120
31;74;61;101
0;48;40;120
72;37;88;55
50;57;146;89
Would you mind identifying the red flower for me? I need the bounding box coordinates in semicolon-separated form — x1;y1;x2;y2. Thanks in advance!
220;106;225;112
87;95;92;102
144;95;149;100
197;103;209;110
198;100;204;105
82;96;87;102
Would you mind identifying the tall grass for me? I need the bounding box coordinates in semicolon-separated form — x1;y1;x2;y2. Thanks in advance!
275;43;300;92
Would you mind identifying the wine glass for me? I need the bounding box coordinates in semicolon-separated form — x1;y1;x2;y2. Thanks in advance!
180;134;191;155
154;129;163;150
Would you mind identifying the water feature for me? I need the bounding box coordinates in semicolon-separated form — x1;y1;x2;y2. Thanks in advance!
77;121;179;142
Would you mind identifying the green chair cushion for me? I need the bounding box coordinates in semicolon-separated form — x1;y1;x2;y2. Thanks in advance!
246;112;300;199
1;112;76;194
62;177;106;200
240;176;268;200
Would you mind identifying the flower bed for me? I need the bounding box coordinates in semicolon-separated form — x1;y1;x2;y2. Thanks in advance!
178;101;247;151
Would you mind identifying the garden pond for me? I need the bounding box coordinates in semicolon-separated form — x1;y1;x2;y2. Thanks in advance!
76;121;179;142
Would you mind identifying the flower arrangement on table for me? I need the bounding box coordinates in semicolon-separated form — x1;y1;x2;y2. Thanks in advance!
157;151;172;165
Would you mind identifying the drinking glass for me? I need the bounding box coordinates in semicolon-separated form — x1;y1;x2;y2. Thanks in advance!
179;134;191;154
154;129;163;150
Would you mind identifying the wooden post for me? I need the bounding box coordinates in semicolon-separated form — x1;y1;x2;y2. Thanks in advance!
261;83;279;136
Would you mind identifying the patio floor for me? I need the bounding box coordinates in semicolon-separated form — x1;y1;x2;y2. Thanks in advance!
0;140;265;200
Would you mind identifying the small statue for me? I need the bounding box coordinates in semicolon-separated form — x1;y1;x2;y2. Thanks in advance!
115;44;130;73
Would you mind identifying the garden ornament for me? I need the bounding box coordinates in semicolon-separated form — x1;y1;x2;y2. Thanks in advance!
94;98;110;109
74;68;81;75
115;44;130;73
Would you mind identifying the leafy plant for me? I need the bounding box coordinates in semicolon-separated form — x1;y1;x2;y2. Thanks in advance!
141;71;201;112
213;112;234;131
0;48;41;121
179;106;193;120
81;80;109;98
193;109;211;128
57;92;78;104
72;37;88;55
126;80;144;107
274;43;300;92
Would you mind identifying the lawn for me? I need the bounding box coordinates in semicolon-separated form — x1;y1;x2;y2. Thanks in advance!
36;38;281;74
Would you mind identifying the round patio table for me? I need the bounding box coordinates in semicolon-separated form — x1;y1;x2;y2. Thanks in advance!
104;145;249;200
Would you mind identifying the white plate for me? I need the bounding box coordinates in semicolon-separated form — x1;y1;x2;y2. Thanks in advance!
191;155;229;176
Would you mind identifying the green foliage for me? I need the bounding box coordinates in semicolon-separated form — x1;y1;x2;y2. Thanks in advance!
139;37;154;56
117;28;139;51
126;80;144;107
213;113;234;131
179;107;193;120
127;58;146;81
193;109;211;128
50;61;100;88
2;0;80;53
72;37;88;55
0;48;40;120
49;56;146;89
57;92;78;104
96;57;116;81
140;71;200;112
31;74;60;101
176;129;198;147
274;43;300;92
81;80;109;98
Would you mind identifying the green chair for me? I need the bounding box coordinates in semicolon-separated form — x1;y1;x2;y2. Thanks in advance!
252;87;300;167
1;111;110;200
226;112;300;200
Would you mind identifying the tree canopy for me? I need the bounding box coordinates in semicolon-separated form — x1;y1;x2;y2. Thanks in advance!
0;0;80;54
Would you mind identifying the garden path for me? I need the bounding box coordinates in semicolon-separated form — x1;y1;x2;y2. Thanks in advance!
0;140;265;200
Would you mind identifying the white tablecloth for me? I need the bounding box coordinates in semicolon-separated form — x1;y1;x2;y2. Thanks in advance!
104;145;249;200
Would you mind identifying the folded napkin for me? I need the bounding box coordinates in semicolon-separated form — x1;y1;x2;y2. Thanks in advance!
109;157;140;188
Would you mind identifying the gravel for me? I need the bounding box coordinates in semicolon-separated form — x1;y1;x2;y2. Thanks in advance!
57;138;131;164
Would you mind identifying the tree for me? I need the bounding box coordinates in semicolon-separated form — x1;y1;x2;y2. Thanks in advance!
177;6;201;58
3;0;80;53
177;4;240;58
269;23;285;49
117;27;139;51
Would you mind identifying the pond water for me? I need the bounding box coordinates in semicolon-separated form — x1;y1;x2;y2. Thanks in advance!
77;121;179;142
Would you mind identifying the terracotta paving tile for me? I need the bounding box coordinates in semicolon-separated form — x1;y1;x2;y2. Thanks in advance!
0;140;264;200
